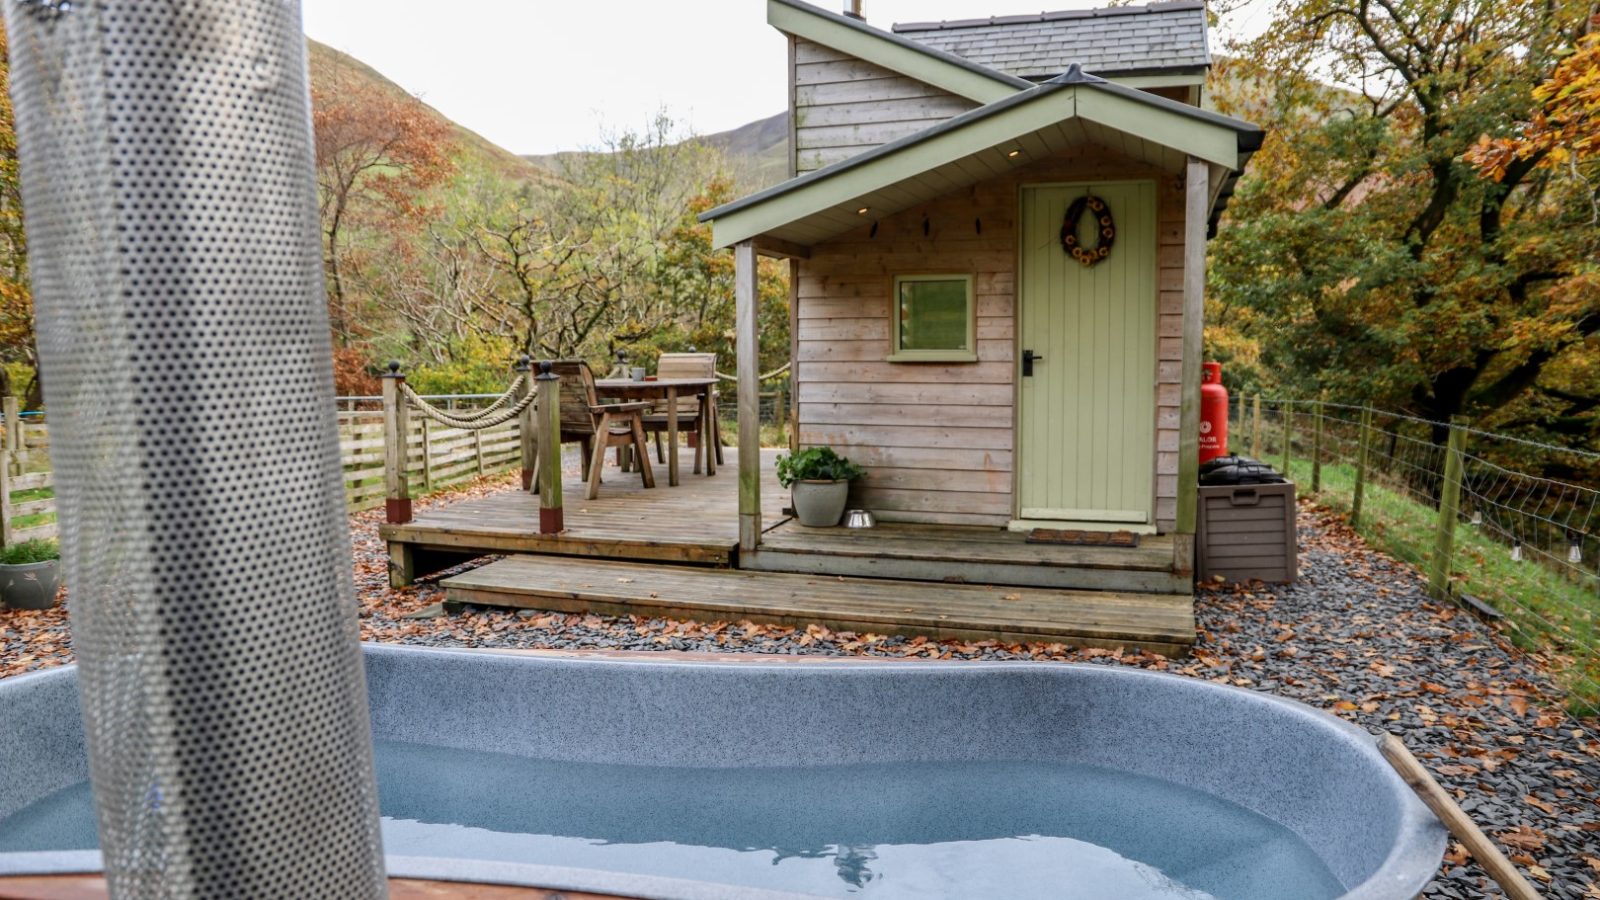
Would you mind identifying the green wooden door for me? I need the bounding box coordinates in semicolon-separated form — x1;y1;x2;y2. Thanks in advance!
1017;182;1156;526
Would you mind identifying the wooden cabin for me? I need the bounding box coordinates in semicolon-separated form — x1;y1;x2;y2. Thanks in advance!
703;0;1262;581
391;0;1262;655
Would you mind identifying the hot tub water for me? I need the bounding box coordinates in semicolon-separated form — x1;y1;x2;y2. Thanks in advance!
0;739;1342;899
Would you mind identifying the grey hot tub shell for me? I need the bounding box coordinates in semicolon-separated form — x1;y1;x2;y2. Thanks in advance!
0;644;1444;899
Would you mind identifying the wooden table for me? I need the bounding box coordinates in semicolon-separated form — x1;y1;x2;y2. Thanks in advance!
594;377;718;486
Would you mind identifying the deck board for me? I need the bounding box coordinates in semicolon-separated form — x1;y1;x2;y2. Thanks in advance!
381;449;789;579
444;555;1195;655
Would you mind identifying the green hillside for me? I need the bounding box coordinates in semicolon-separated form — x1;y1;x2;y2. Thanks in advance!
306;39;546;184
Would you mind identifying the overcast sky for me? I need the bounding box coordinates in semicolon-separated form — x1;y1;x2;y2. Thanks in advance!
301;0;1271;156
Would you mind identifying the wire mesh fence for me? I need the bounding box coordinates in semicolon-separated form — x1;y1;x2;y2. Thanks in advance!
1230;395;1600;713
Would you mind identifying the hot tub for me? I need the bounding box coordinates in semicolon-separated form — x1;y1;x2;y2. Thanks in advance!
0;644;1443;899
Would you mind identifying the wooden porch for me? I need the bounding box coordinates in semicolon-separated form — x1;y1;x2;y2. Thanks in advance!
384;450;1196;655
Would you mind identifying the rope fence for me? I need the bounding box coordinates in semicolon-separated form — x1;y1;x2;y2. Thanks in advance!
1231;395;1600;712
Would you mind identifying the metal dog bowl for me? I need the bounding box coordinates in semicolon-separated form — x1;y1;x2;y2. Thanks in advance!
844;509;876;529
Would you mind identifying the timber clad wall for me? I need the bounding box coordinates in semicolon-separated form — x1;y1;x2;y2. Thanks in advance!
792;39;979;174
794;146;1185;530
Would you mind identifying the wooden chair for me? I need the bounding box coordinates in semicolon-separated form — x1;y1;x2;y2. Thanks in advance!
641;352;724;473
546;359;655;500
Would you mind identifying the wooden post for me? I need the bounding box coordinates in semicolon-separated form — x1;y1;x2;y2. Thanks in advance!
1280;399;1293;481
516;356;537;493
735;240;761;553
535;362;564;533
1429;416;1467;601
1310;399;1324;493
0;450;12;548
1250;394;1262;459
1352;406;1373;527
2;395;20;476
774;385;787;447
381;361;412;524
420;419;434;493
1173;157;1209;578
473;427;486;476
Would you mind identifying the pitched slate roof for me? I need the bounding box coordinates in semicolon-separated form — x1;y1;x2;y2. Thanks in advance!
892;1;1210;80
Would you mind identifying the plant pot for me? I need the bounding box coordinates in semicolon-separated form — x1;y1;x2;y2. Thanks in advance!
792;479;850;527
0;559;60;610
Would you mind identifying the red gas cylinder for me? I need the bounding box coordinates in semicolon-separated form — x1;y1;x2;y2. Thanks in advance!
1199;361;1229;463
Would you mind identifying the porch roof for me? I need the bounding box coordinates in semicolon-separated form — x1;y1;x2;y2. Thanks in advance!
700;66;1263;253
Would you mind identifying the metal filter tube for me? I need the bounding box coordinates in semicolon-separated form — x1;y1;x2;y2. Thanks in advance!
4;1;387;895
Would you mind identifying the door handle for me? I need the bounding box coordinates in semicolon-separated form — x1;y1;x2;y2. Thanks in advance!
1023;349;1044;377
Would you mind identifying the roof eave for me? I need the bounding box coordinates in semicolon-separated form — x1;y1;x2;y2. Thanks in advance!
703;80;1261;249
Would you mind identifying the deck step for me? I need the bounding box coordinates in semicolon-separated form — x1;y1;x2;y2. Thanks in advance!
747;522;1191;594
442;556;1196;657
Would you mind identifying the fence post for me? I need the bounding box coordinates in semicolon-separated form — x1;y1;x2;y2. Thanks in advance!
1428;417;1467;602
0;450;12;548
1250;394;1262;459
1352;406;1372;527
381;361;412;524
2;395;21;476
1281;399;1293;482
773;385;787;447
516;356;536;493
1311;399;1324;493
535;362;563;533
419;419;434;494
473;427;486;476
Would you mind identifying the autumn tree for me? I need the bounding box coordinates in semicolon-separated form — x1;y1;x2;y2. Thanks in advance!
1208;0;1599;442
311;51;454;347
0;23;37;409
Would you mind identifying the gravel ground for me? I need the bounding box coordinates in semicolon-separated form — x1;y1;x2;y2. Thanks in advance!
5;470;1598;897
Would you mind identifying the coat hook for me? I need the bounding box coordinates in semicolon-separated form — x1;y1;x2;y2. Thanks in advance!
869;221;879;239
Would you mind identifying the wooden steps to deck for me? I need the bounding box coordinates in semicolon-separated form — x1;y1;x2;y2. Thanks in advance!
747;520;1191;594
441;555;1197;656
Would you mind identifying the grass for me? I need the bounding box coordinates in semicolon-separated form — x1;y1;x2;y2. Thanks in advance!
1277;453;1600;715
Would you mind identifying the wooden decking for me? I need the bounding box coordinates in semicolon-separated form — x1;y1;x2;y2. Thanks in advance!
385;448;1196;654
380;450;788;585
442;555;1196;655
748;520;1189;593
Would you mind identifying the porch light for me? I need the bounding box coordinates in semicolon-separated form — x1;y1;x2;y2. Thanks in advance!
857;207;870;215
1007;149;1022;158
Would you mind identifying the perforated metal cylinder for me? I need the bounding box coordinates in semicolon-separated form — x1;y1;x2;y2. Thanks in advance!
4;1;388;895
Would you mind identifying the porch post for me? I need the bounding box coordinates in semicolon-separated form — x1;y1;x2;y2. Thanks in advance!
735;240;762;552
1174;157;1209;579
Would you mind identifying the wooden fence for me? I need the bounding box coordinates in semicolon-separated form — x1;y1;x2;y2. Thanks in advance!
340;406;522;512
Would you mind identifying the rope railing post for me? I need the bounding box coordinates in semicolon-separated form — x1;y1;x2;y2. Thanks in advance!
1352;405;1373;528
1251;394;1262;459
1428;416;1468;602
516;356;536;493
1311;398;1324;494
536;362;564;533
382;361;412;525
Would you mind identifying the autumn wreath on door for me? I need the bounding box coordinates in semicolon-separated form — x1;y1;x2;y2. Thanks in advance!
1060;195;1115;267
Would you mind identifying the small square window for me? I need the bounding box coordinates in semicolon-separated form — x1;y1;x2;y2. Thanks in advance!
890;274;976;362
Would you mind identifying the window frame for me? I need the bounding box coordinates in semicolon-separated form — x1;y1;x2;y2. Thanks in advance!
887;273;978;363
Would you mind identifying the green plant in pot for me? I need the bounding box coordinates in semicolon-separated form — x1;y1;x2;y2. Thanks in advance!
0;539;61;610
776;447;865;527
